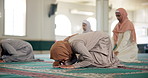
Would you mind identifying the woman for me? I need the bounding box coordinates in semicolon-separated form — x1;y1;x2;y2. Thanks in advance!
0;38;38;62
82;20;92;33
50;31;121;68
112;8;138;62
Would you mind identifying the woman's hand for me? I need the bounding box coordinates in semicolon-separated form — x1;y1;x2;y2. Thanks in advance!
53;61;60;68
114;51;119;56
60;65;75;69
53;58;69;68
53;65;61;68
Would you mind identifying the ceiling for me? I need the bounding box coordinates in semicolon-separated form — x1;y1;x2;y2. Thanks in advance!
57;0;148;11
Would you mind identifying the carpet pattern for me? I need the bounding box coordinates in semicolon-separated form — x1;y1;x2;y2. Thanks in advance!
0;54;148;78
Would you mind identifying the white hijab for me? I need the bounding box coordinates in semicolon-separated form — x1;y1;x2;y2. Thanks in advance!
82;20;92;33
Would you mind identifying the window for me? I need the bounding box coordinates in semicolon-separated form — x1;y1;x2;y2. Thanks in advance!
4;0;26;36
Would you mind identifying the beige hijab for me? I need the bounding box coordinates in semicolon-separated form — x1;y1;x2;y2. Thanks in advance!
113;8;136;45
50;41;72;61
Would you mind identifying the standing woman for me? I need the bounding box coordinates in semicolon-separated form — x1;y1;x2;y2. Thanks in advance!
113;8;138;62
82;20;92;33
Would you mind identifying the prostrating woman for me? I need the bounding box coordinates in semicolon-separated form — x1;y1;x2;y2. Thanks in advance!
50;31;122;68
0;38;41;62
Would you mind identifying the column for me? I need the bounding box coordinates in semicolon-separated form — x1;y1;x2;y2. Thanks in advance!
96;0;109;33
42;0;57;40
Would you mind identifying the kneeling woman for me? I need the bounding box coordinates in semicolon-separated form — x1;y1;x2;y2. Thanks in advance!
0;38;38;62
50;31;122;68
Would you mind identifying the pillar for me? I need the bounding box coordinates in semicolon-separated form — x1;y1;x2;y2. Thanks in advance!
96;0;109;33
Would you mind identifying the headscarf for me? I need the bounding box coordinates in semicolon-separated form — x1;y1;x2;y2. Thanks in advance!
112;8;136;44
50;41;73;61
82;20;92;33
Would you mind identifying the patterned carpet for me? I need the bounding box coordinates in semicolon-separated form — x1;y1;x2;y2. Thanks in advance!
0;53;148;78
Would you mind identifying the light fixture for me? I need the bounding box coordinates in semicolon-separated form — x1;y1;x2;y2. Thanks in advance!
70;9;94;16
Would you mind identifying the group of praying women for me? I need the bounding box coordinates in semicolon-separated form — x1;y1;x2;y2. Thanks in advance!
0;8;139;69
50;8;139;68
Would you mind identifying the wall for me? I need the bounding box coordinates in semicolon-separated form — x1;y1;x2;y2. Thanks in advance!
133;8;148;44
0;0;4;36
1;0;147;53
0;0;55;40
0;0;96;53
0;0;56;54
55;2;96;41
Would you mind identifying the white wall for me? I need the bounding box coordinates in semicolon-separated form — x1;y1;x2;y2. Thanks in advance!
55;2;96;41
0;0;4;37
0;0;55;41
0;0;147;44
133;8;148;44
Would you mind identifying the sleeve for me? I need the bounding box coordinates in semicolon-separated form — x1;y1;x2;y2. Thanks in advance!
115;30;131;52
71;41;94;68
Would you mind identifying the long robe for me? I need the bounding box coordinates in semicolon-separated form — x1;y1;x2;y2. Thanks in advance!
0;39;35;62
68;31;121;68
113;30;138;62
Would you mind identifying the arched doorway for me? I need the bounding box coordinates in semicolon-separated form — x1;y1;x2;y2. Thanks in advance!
55;14;71;40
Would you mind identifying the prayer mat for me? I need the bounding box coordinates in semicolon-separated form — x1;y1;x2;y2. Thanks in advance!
0;54;148;78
